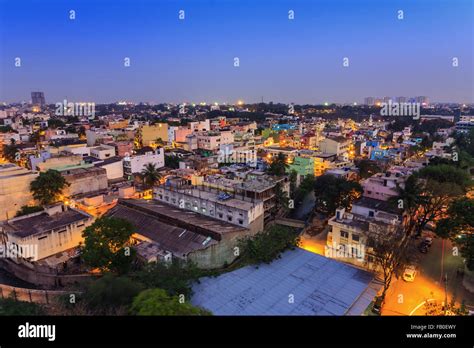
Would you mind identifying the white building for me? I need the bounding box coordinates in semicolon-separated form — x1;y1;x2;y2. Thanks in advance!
123;148;164;176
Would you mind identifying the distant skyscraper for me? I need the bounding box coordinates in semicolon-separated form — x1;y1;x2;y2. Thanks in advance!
31;92;45;106
364;97;375;106
396;96;407;103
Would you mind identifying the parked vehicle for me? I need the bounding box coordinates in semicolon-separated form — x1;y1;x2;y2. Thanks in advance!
418;243;429;253
422;236;433;247
372;296;384;315
403;266;417;282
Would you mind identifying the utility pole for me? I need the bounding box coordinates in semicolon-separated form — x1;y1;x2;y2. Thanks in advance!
444;272;448;315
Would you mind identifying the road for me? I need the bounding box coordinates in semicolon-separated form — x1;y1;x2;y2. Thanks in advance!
301;229;474;315
382;235;474;315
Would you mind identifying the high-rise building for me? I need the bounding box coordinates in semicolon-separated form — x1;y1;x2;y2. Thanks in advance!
31;92;45;106
364;97;375;106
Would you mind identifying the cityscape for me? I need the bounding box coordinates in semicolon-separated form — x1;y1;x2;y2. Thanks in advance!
0;0;473;346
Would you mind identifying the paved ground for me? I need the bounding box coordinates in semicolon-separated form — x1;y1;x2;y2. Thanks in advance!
301;229;474;315
383;235;474;315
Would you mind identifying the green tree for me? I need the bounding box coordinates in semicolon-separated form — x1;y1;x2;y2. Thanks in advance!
313;175;362;215
237;225;299;264
164;155;180;169
30;170;69;205
81;217;136;274
266;153;288;176
356;159;382;179
82;274;144;314
0;296;44;315
132;260;202;298
15;205;43;217
130;288;211;316
436;198;474;271
141;163;162;189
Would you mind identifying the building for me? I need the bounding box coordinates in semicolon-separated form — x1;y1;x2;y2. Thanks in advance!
197;131;234;151
90;145;116;160
1;204;92;261
0;164;38;221
31;92;45;107
140;124;169;147
123;148;165;176
106;199;258;268
154;178;264;234
319;137;350;158
60;166;108;196
361;171;405;201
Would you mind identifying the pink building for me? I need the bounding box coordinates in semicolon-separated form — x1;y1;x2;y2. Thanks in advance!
361;172;405;201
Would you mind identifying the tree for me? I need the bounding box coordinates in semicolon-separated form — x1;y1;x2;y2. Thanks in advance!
164;155;180;169
30;170;69;205
394;165;471;238
237;225;300;264
313;175;362;215
141;163;161;189
15;205;43;217
82;274;144;315
154;137;165;147
81;217;136;274
130;288;211;316
2;144;18;163
367;226;407;300
293;174;316;204
266;153;288;176
355;159;382;179
0;296;44;315
436;198;474;271
132;260;202;298
273;182;290;216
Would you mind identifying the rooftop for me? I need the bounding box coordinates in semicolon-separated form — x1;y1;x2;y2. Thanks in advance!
3;208;91;239
191;248;376;315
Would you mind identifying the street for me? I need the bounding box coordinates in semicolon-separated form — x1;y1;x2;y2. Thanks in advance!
300;230;474;315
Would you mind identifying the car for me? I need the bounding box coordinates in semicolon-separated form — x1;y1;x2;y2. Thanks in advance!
422;236;433;247
418;243;429;253
403;266;417;282
425;222;436;231
372;296;384;315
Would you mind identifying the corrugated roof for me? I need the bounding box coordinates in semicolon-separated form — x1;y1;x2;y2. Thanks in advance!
192;248;375;315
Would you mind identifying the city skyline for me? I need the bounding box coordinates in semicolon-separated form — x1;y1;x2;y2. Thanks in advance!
0;0;473;104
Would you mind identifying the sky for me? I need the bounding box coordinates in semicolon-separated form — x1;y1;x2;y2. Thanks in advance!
0;0;473;104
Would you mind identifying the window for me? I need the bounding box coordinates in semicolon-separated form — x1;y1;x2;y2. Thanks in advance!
368;211;374;217
218;213;223;218
227;216;232;222
238;219;243;225
340;231;349;238
352;234;360;242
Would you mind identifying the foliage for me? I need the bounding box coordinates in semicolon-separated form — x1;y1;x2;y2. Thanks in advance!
313;175;362;215
293;174;316;203
81;274;144;314
15;205;43;217
0;125;13;133
30;169;69;205
130;288;211;316
81;217;136;274
2;144;18;163
436;197;474;271
0;297;44;315
132;260;202;298
47;118;66;129
140;163;161;189
237;225;300;264
266;152;288;176
164;155;180;169
367;227;407;300
356;159;382;179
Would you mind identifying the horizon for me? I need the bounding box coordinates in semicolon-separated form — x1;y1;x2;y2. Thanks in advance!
1;0;473;104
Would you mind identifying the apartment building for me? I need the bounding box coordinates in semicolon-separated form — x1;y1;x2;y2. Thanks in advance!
361;171;405;201
123;148;165;176
1;204;92;261
318;137;350;157
0;164;38;221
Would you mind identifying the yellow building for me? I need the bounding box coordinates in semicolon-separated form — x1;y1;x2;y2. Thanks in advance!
140;124;169;147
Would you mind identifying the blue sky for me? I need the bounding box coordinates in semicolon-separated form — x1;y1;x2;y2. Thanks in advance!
0;0;472;104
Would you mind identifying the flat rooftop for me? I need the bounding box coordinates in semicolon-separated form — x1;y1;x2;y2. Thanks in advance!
3;208;90;239
117;199;248;239
192;248;375;315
